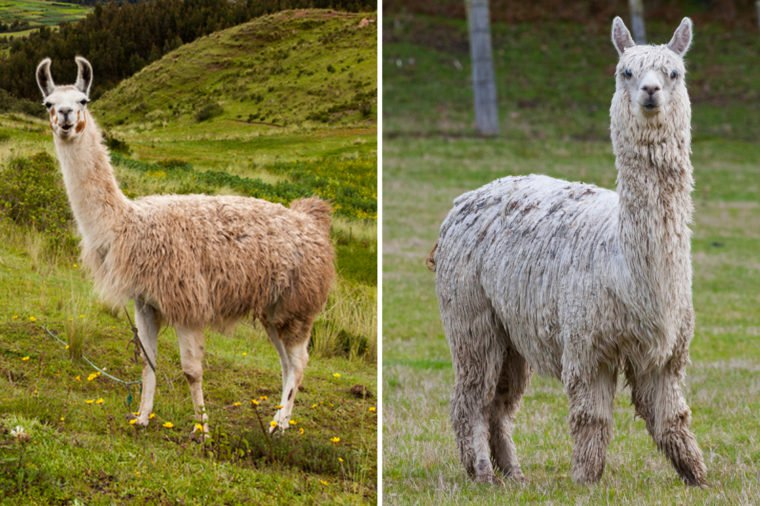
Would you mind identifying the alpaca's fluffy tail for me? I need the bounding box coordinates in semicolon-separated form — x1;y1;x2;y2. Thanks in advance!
291;197;332;232
426;240;438;272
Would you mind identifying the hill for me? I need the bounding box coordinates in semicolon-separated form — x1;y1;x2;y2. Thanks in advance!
96;9;376;131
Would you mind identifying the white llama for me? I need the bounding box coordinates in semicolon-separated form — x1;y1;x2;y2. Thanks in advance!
36;57;335;434
428;17;707;486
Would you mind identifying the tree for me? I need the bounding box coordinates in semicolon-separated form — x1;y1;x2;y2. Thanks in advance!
467;0;499;136
628;0;646;44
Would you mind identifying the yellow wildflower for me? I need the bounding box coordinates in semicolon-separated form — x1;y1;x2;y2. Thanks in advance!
162;422;174;429
330;436;340;444
319;480;329;486
149;413;156;419
85;399;95;404
298;427;304;435
332;373;341;379
11;314;18;320
369;406;377;413
232;401;242;407
269;420;278;429
338;457;344;463
311;403;318;409
259;395;268;401
288;420;297;426
65;345;70;350
87;372;98;381
129;419;138;425
95;398;104;405
60;416;65;422
73;262;78;268
28;316;36;322
275;404;284;410
74;375;81;381
21;356;30;362
194;423;205;432
78;314;85;319
251;399;260;406
241;352;248;357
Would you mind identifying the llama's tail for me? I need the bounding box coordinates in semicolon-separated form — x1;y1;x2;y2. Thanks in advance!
291;197;332;232
426;240;438;272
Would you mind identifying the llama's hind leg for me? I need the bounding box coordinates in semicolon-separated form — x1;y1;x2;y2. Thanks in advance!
176;325;208;436
564;361;617;484
134;300;159;426
626;364;706;486
447;309;505;483
270;319;312;432
488;347;531;481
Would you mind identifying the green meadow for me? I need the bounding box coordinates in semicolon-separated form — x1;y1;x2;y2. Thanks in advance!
0;9;377;504
383;15;759;505
0;0;89;29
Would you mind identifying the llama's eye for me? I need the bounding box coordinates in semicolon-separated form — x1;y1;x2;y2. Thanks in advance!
669;70;679;80
79;99;89;106
44;102;52;109
623;69;633;79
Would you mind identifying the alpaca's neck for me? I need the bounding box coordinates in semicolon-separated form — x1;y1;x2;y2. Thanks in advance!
612;108;694;306
53;111;130;245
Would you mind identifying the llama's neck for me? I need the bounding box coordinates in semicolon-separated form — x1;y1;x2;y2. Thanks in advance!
611;104;694;308
53;111;130;245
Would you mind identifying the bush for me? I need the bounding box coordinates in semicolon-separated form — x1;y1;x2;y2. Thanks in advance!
0;153;75;250
194;102;224;122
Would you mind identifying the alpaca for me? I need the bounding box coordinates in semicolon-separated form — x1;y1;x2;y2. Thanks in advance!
36;57;335;434
428;17;707;486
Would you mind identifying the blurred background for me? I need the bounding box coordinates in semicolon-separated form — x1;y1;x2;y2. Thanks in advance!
383;1;759;503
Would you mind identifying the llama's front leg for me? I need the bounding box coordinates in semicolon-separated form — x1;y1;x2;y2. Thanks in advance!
629;367;706;486
134;300;159;426
176;325;208;437
564;362;617;484
271;336;309;432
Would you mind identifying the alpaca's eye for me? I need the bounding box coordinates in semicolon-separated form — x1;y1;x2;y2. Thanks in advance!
669;70;679;80
623;69;633;79
79;99;89;106
44;102;52;109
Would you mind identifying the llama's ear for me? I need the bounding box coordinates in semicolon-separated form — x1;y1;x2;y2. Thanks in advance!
611;16;635;56
74;56;93;96
667;17;693;57
36;58;55;98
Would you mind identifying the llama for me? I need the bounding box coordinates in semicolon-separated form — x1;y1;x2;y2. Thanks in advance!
36;57;335;434
428;17;707;486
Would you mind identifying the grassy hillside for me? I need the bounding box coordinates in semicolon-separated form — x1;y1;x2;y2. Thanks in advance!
0;9;377;504
97;9;376;131
383;14;759;505
0;0;89;30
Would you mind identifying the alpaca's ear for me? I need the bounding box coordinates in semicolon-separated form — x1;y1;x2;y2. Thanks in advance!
74;56;93;96
611;16;635;56
36;58;55;98
667;17;693;56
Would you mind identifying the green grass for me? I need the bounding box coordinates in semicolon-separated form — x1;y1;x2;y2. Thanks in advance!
382;15;760;505
0;9;377;504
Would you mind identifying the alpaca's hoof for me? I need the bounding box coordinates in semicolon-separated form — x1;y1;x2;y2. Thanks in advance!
507;469;527;483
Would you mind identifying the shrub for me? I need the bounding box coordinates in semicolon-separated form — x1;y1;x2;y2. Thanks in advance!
194;102;224;122
0;152;75;251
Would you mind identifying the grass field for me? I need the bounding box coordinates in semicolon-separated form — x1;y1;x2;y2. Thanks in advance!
0;0;88;28
382;14;760;505
0;9;377;504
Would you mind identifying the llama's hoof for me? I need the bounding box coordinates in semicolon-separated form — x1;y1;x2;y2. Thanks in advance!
506;469;527;483
475;473;495;484
190;422;210;442
125;413;149;427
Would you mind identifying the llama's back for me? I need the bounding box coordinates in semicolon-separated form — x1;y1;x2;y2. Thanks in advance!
90;194;334;330
434;175;621;377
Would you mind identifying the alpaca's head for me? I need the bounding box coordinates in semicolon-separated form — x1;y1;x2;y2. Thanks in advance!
611;17;692;119
35;57;93;141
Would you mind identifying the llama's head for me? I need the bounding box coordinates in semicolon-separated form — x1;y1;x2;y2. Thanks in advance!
35;57;93;141
611;17;692;119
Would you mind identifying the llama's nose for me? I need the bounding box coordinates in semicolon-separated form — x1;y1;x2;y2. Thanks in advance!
641;84;661;96
58;107;73;121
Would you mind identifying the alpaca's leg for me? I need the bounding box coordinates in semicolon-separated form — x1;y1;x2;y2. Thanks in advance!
176;325;208;435
270;320;311;432
564;362;617;484
134;300;159;426
447;309;505;484
488;347;531;481
627;366;706;486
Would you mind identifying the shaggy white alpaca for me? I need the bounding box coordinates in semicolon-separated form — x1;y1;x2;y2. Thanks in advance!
429;17;706;485
36;57;335;435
